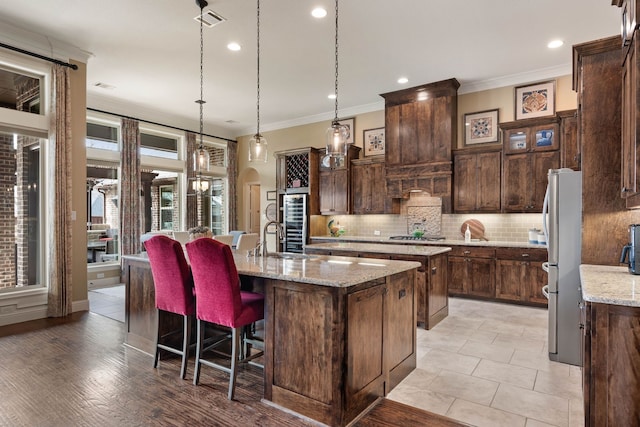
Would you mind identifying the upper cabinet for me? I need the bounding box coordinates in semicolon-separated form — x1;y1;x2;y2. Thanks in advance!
500;116;561;212
318;145;360;215
351;157;400;215
380;78;459;213
558;109;580;171
453;146;501;213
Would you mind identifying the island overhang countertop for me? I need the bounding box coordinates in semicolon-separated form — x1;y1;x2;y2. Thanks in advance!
580;264;640;307
123;252;422;288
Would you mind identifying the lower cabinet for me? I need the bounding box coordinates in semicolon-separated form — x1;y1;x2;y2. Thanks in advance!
495;247;547;306
583;302;640;426
448;246;496;299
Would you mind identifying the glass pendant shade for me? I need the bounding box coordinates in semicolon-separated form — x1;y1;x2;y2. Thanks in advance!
191;175;210;193
326;121;349;157
248;133;268;162
192;146;210;173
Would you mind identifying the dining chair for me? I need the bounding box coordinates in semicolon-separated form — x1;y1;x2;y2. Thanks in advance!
212;234;234;246
185;237;265;400
144;235;195;379
235;233;260;254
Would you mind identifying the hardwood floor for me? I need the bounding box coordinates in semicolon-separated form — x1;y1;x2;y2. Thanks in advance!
0;312;466;427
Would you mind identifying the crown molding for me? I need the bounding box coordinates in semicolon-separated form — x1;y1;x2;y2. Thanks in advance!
458;63;572;94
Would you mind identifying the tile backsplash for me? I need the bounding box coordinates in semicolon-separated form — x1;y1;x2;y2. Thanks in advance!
312;213;544;243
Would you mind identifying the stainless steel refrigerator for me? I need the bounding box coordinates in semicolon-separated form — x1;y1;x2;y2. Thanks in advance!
282;194;307;253
541;168;582;366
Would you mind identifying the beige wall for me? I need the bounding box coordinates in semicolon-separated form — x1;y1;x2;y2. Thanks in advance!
235;76;577;230
70;60;88;303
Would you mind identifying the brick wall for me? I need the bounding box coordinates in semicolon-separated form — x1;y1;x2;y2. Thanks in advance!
0;134;16;288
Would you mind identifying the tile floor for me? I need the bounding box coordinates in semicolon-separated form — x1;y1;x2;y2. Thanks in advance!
388;297;584;427
88;284;125;323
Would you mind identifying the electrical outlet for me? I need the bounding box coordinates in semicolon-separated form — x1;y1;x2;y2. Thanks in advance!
374;230;381;236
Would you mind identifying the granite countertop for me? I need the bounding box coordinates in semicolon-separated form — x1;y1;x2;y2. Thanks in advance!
310;235;544;249
122;252;421;288
305;242;451;257
580;264;640;307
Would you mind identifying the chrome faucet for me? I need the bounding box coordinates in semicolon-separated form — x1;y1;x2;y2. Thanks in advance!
263;220;284;258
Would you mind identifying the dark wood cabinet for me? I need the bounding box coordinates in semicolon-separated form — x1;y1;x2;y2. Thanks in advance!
447;246;495;299
620;26;640;207
453;147;501;213
319;145;360;215
501;118;561;213
495;247;547;306
351;157;399;214
381;79;459;213
275;147;321;215
583;301;640;427
558;109;580;170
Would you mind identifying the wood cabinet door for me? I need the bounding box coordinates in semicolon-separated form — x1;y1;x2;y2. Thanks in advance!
531;150;560;211
448;256;467;295
559;110;580;171
332;169;349;213
428;254;448;319
467;257;496;298
318;170;334;214
622;35;637;198
386;271;415;373
525;260;548;305
351;163;368;214
347;284;385;408
453;153;476;212
385;104;401;167
369;161;390;214
477;151;501;211
495;259;524;301
502;153;531;212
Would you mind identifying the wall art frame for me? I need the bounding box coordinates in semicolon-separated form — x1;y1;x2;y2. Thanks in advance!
515;80;556;120
463;109;500;146
363;127;386;156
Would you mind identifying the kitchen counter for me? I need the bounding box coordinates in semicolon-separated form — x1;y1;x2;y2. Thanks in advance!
310;235;544;249
580;264;640;307
305;241;451;257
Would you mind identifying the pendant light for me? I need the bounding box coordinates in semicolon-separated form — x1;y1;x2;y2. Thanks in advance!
192;0;211;193
326;0;348;158
248;0;268;162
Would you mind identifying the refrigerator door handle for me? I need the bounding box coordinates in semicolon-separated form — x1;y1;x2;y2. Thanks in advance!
542;285;549;299
548;292;558;354
541;261;549;273
542;183;550;245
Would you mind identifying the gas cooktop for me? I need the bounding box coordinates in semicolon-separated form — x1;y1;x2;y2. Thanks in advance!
389;235;446;241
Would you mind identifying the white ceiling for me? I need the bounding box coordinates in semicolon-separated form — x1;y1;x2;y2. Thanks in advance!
0;0;622;139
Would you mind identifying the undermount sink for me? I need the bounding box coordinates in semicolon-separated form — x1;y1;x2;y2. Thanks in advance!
267;252;317;260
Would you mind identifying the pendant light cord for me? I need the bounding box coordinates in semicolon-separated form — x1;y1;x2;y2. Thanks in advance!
256;0;261;136
333;0;340;124
198;1;206;150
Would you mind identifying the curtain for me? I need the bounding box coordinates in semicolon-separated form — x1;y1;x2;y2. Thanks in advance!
185;132;197;229
120;118;141;255
47;64;72;317
227;140;237;231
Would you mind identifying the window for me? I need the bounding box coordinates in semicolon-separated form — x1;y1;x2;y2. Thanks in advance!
201;178;227;235
0;67;42;116
86;122;118;151
141;132;178;160
159;185;174;230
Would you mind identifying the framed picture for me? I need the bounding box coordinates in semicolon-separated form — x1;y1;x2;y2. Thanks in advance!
515;80;556;120
463;109;499;146
363;127;385;156
266;190;276;201
337;118;355;145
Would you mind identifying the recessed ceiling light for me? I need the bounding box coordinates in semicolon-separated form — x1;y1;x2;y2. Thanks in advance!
548;39;563;49
227;42;241;51
312;7;327;18
328;93;336;99
397;77;408;84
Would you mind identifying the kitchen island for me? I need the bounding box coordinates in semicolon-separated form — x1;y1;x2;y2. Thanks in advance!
121;252;421;427
579;265;640;426
305;242;451;329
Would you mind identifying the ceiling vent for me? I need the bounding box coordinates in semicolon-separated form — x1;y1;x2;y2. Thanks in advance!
194;10;226;28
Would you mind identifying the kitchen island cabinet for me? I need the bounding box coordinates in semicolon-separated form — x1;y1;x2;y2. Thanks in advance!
121;252;420;427
580;264;640;427
304;242;450;329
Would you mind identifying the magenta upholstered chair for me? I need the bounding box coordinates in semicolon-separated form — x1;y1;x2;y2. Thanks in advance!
145;235;195;379
185;237;264;400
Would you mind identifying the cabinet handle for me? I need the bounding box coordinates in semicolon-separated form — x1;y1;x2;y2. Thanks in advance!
431;267;437;274
463;250;471;255
521;253;530;257
398;288;406;299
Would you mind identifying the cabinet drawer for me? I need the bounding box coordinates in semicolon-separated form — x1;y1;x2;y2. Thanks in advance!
495;247;547;262
448;246;495;258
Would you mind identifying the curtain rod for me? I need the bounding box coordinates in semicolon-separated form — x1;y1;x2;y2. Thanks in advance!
87;107;237;143
0;41;78;70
